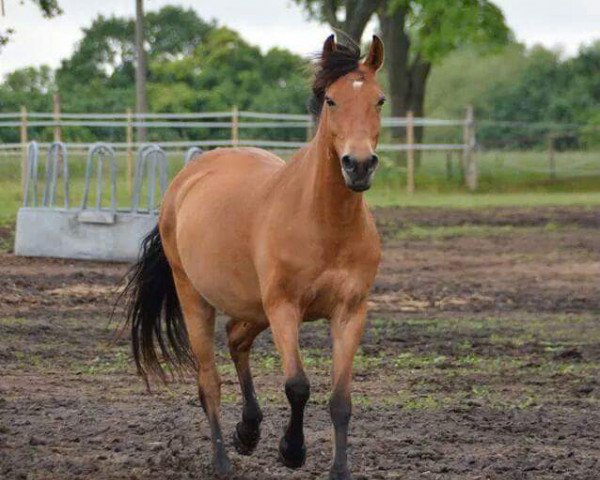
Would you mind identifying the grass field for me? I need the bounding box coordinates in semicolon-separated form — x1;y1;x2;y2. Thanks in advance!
1;147;599;223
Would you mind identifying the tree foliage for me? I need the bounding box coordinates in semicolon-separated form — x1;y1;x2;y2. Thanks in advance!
32;0;62;16
426;41;600;148
296;0;510;148
387;0;510;63
0;6;310;142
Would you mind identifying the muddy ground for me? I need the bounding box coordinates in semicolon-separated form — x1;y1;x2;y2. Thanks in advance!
1;206;599;479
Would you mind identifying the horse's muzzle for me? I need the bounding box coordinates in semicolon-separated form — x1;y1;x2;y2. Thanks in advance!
340;154;379;192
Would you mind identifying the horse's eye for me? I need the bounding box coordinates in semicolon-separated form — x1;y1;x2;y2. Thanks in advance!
377;97;386;107
325;96;336;107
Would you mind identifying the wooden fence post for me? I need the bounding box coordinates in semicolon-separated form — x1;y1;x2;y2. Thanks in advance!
406;111;415;195
20;105;28;193
126;108;134;192
53;93;61;142
548;133;556;180
446;151;453;180
463;105;477;191
231;106;239;147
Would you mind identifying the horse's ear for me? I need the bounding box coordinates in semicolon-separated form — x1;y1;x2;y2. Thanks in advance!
322;34;336;57
364;35;384;72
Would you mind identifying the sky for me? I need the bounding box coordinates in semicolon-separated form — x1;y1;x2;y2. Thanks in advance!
0;0;599;77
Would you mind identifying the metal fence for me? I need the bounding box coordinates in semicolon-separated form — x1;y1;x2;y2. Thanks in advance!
14;141;203;261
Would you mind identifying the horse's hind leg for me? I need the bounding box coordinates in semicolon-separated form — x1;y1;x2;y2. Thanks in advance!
226;319;268;455
172;270;232;477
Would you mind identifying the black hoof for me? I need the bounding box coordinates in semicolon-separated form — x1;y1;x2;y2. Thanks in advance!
278;436;306;469
213;452;233;478
329;465;352;480
232;421;261;455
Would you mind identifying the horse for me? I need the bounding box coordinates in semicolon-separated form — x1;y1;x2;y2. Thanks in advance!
124;34;385;480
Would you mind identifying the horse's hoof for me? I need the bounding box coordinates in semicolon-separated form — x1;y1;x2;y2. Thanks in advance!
329;465;352;480
278;436;306;469
213;453;233;478
232;421;260;455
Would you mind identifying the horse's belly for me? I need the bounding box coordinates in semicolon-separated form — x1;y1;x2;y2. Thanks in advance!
196;275;264;321
174;169;267;321
179;237;265;320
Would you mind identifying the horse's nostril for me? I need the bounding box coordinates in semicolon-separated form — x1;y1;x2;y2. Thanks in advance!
341;155;355;171
369;154;379;170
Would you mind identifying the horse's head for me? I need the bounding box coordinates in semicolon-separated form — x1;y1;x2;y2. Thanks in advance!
311;35;385;192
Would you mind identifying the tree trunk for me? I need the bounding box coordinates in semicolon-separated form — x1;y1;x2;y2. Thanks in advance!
322;0;383;44
408;57;431;147
378;7;410;142
345;0;384;43
135;0;148;143
379;7;432;166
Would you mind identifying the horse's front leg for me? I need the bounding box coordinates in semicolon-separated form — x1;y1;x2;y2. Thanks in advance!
328;303;368;480
266;302;310;469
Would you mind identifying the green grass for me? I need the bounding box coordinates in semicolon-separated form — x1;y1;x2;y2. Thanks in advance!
0;150;185;222
1;148;599;222
366;190;600;208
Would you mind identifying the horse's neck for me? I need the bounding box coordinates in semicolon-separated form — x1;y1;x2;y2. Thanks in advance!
296;123;366;228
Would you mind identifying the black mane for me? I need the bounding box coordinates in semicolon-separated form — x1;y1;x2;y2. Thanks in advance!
308;40;362;118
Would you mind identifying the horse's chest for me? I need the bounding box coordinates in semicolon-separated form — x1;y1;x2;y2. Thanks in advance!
302;266;372;319
261;223;380;318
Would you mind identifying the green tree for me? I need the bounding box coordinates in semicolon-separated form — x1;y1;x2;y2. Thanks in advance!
0;66;54;141
55;6;215;109
425;41;600;149
0;7;311;143
295;0;510;143
149;27;310;140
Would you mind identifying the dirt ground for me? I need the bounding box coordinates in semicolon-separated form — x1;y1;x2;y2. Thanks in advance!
1;206;599;479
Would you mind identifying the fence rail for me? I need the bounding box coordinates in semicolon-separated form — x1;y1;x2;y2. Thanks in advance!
1;105;478;193
0;113;469;128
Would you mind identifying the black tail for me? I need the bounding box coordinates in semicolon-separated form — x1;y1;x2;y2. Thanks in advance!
123;225;195;385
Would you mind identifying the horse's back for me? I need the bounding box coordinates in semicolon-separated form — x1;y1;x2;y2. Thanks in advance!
181;147;284;188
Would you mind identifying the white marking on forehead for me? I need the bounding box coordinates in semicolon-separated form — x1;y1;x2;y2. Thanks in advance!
352;80;364;90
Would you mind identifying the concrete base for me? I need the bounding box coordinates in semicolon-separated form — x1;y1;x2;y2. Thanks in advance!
14;207;157;262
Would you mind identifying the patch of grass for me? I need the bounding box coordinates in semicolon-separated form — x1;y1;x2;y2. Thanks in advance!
392;352;449;370
1;149;599;222
400;394;443;410
221;392;239;405
366;190;600;209
255;352;281;371
74;349;131;375
393;224;518;239
0;317;30;327
13;350;45;367
0;219;15;253
373;149;600;194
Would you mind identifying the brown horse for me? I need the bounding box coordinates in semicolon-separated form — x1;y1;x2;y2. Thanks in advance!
125;35;385;479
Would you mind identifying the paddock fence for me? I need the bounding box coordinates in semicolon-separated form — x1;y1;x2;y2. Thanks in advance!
0;106;476;194
1;105;600;197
